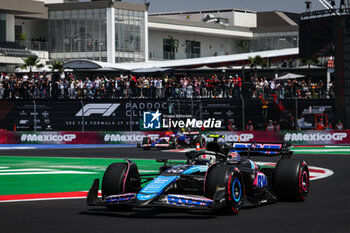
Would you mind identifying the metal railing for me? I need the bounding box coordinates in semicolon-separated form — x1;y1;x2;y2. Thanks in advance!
15;40;49;52
301;8;350;19
149;51;216;61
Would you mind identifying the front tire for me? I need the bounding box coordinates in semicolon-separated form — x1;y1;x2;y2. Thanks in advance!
102;162;140;210
205;164;244;214
274;159;309;201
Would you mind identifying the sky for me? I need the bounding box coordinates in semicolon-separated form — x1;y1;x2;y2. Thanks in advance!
124;0;334;13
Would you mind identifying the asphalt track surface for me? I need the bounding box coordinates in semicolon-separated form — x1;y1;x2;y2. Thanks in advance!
0;148;349;233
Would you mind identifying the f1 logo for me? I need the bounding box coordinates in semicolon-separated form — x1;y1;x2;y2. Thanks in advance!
75;104;120;117
143;110;161;129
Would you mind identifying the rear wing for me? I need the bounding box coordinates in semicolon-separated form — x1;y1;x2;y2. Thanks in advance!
183;131;200;135
207;134;225;142
227;142;293;158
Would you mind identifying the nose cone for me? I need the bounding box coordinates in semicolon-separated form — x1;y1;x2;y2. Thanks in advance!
135;193;158;206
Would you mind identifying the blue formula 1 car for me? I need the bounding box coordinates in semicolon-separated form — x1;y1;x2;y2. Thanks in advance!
87;140;309;214
139;131;206;150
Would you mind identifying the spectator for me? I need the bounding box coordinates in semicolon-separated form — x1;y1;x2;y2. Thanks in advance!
186;81;193;98
0;72;333;101
68;78;76;99
118;77;125;98
266;120;275;131
273;121;280;130
316;118;325;130
228;121;236;131
129;76;136;98
336;120;343;130
124;77;130;99
58;79;64;98
143;77;149;98
136;79;142;98
235;74;242;97
246;120;254;131
201;77;207;98
193;77;201;98
154;77;162;98
0;83;4;99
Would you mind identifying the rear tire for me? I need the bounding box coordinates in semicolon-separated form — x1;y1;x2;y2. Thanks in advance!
274;159;309;201
205;164;244;214
142;137;151;150
194;135;206;148
102;162;140;210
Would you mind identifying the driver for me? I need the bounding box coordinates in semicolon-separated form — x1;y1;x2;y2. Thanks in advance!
227;150;259;171
197;154;216;165
227;150;241;163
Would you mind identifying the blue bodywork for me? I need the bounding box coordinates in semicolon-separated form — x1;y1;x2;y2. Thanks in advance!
136;165;208;202
234;143;281;155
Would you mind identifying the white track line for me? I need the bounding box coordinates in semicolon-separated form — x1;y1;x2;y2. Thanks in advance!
256;162;334;181
0;147;35;150
0;196;88;203
0;169;52;172
0;171;97;175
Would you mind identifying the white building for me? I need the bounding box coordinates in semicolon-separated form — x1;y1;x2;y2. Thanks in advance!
148;8;256;60
0;0;49;71
46;1;147;63
148;9;299;61
0;0;300;72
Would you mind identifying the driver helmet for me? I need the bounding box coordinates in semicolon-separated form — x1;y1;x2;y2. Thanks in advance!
227;150;241;163
197;154;216;165
165;131;175;137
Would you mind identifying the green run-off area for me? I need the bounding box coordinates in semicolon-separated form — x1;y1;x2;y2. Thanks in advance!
1;146;348;196
0;156;166;196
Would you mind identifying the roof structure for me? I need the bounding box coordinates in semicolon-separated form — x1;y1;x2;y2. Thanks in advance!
63;48;298;71
0;0;47;19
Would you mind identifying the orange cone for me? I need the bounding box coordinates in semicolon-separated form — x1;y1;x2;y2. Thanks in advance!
196;143;200;151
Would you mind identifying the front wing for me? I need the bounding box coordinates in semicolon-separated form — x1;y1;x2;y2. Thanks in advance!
87;179;216;210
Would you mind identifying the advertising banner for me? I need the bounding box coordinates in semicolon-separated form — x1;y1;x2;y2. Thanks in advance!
281;130;349;145
5;130;350;145
0;129;6;144
0;99;336;132
8;131;104;144
1;100;160;131
0;99;242;132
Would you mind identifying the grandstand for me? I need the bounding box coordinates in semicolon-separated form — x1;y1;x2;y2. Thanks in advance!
0;42;34;57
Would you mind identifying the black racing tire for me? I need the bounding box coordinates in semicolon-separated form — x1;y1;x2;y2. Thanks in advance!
193;135;206;148
274;159;309;201
200;136;206;148
142;137;151;150
102;162;140;211
205;164;244;214
169;136;178;149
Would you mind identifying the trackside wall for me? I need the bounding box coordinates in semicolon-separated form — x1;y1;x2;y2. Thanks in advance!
2;130;350;145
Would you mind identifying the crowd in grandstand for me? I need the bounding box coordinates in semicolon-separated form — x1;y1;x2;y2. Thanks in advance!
0;72;334;100
249;77;334;99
